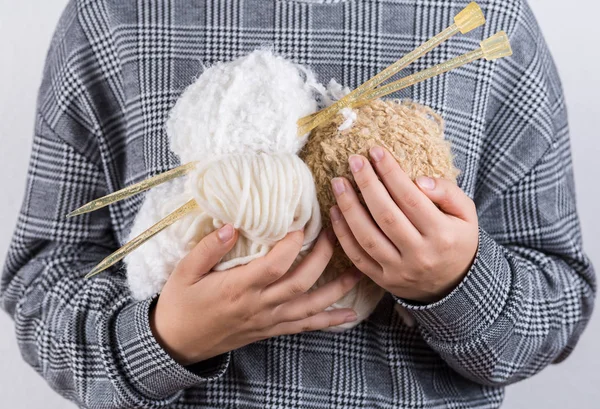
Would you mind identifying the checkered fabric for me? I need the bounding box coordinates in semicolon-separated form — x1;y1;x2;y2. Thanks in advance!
1;0;595;408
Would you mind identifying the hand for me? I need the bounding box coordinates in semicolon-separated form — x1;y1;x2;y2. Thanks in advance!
329;146;479;304
150;226;361;366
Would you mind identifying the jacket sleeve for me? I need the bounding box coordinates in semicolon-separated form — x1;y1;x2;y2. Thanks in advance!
0;2;229;408
395;1;596;386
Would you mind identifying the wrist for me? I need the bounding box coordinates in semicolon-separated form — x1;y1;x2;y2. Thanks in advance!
149;299;198;366
113;298;230;400
429;227;479;302
393;227;512;343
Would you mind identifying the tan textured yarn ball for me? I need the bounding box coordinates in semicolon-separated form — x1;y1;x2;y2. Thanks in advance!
300;98;460;326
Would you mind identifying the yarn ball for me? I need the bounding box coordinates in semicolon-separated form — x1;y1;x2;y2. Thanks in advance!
125;49;325;300
123;48;459;332
125;153;321;300
166;49;321;162
300;98;460;325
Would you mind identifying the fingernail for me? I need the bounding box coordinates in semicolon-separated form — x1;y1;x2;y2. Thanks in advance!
331;178;346;196
344;312;358;323
330;206;342;222
370;146;384;162
218;224;234;242
416;176;435;190
349;155;364;173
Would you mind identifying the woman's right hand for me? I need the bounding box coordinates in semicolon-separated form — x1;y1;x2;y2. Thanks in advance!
150;225;361;366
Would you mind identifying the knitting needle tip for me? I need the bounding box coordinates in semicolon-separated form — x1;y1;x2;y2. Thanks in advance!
84;264;109;279
66;208;85;218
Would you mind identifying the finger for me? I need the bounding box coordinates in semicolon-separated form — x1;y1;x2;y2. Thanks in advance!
263;229;335;305
330;206;382;277
369;146;445;233
415;176;477;223
174;224;238;284
331;177;398;265
268;308;357;336
248;230;305;288
273;268;363;323
348;154;421;247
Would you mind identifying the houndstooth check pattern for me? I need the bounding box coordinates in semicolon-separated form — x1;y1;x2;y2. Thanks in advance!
1;0;595;408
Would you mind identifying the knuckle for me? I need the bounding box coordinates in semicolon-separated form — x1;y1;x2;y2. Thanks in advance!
378;163;396;179
362;236;378;252
240;309;255;323
264;264;285;281
264;326;279;338
254;313;273;330
288;281;307;297
401;193;420;210
378;210;398;228
437;231;455;250
335;227;352;241
338;200;354;214
317;246;334;266
191;240;214;265
399;270;419;286
312;237;335;263
199;239;213;254
223;284;244;303
439;186;459;208
447;186;460;202
301;323;315;332
304;306;320;319
355;175;371;190
417;257;436;274
348;253;365;267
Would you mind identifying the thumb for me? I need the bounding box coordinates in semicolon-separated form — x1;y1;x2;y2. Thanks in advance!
174;224;238;284
415;176;476;222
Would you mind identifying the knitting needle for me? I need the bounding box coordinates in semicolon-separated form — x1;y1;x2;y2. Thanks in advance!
66;161;198;218
85;199;200;279
297;1;484;128
296;1;485;135
352;31;512;107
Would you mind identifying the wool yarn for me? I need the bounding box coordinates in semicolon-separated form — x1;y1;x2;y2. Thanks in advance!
126;152;321;300
166;49;321;162
300;98;460;326
126;49;324;301
124;48;459;332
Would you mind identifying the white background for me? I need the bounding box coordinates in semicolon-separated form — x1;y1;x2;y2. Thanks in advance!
0;1;598;408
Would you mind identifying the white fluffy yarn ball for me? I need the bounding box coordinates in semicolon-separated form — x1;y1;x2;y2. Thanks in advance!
166;49;321;161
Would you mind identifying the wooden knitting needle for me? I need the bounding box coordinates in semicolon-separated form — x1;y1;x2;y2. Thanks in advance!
297;1;486;136
85;199;200;278
66;161;198;217
352;31;512;107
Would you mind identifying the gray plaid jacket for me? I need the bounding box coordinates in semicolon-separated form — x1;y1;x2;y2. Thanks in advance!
1;0;595;408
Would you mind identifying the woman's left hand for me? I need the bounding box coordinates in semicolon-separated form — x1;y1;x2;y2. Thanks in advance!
330;146;479;304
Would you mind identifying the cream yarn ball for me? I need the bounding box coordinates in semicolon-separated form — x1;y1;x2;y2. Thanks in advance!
125;152;321;300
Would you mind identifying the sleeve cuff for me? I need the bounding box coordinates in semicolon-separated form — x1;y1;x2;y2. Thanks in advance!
394;228;513;344
113;297;230;401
